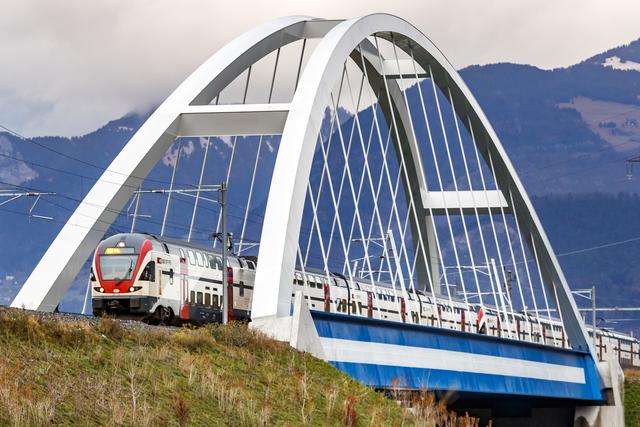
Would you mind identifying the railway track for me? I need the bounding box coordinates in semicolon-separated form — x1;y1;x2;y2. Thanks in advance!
0;306;180;331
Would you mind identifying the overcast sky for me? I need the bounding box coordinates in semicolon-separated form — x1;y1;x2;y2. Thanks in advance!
1;0;639;137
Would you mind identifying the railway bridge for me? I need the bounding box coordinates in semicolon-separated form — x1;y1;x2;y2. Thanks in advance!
11;14;622;425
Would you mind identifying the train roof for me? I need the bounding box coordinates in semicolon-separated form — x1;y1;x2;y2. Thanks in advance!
106;232;248;258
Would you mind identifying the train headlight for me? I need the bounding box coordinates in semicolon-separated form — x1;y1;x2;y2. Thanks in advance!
99;287;104;293
129;287;134;292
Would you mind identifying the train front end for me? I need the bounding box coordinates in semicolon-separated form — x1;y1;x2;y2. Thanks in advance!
91;233;158;318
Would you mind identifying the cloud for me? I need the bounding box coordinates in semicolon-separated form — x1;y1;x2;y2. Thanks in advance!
162;140;195;167
265;140;275;153
182;140;195;157
219;136;234;149
1;1;639;137
0;136;38;186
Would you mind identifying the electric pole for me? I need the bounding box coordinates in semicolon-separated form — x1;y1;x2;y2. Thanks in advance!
592;285;596;351
220;182;229;325
626;155;640;180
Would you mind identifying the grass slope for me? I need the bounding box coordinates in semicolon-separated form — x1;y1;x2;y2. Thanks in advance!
0;309;477;426
626;370;640;426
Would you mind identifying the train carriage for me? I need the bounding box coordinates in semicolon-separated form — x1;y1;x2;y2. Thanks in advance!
91;232;640;368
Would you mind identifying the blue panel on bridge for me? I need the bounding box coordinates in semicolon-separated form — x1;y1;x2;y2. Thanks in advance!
311;311;604;402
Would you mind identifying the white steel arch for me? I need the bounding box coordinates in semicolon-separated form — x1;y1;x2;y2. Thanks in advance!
11;14;594;358
251;14;595;356
11;15;337;312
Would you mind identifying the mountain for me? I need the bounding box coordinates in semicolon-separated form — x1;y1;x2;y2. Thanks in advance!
2;37;640;333
460;37;640;196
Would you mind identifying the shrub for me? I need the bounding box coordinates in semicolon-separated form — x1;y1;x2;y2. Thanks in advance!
341;394;358;427
206;321;251;347
173;396;190;427
0;309;45;343
172;328;215;351
45;319;96;347
96;316;124;339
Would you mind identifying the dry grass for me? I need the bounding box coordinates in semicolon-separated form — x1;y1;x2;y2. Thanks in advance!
173;396;190;427
341;394;358;427
394;390;487;427
625;368;640;426
0;308;481;426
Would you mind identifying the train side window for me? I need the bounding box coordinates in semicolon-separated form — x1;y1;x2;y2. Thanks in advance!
247;261;256;270
196;252;204;267
190;290;195;304
215;256;223;270
179;248;186;262
203;253;209;268
213;295;219;308
187;250;196;265
139;261;155;281
239;283;245;297
162;243;170;253
205;293;211;306
197;292;203;305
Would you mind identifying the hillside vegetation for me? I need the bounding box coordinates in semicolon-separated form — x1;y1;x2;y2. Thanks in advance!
0;308;477;426
625;370;640;425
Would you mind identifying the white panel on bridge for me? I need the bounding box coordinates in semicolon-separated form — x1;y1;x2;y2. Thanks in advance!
177;103;290;137
423;190;508;213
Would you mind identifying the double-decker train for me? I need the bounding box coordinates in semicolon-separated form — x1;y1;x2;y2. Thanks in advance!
91;232;640;367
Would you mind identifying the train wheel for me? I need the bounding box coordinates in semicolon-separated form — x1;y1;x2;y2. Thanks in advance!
145;311;160;326
159;306;173;326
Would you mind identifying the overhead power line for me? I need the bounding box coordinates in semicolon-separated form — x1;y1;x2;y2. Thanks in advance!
0;123;200;189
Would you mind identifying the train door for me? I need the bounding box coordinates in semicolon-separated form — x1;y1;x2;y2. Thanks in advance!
400;297;406;323
179;252;189;320
323;283;331;312
157;261;167;297
226;265;235;321
155;258;167;297
366;292;373;318
235;258;252;315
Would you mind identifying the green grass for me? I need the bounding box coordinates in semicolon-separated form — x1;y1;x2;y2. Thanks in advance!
626;370;640;426
0;308;477;426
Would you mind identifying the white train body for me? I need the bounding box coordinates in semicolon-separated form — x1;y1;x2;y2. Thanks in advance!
91;233;640;368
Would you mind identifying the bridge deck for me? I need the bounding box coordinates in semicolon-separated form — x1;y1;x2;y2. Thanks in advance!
310;311;604;402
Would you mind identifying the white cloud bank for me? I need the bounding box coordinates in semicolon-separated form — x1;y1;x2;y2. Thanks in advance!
1;0;639;137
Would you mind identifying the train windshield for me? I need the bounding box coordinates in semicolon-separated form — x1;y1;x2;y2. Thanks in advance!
100;255;137;280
